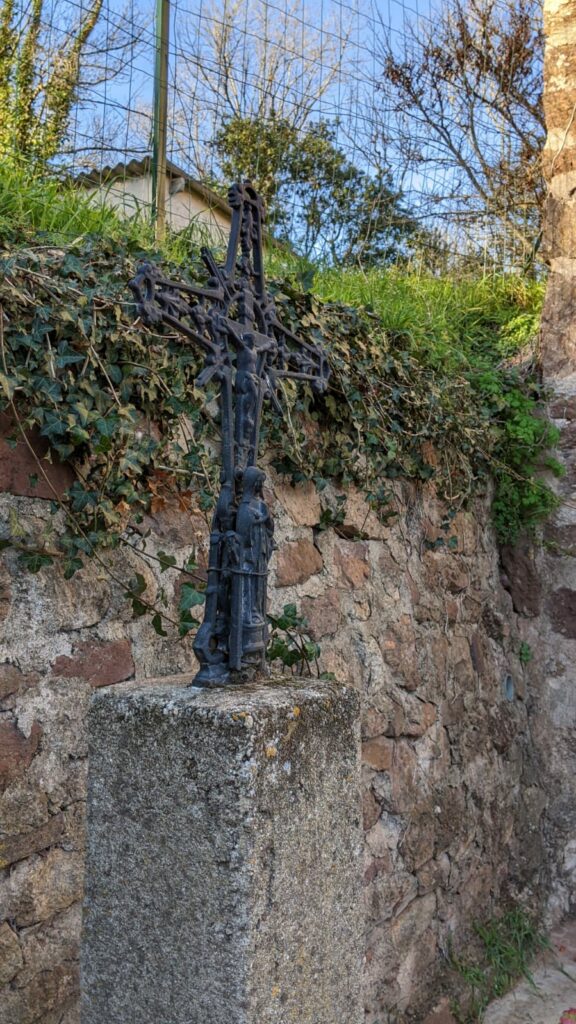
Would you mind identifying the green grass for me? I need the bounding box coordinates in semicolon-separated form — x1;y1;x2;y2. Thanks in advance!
451;908;549;1022
314;267;544;370
0;158;219;264
265;251;544;372
0;158;557;546
0;159;544;381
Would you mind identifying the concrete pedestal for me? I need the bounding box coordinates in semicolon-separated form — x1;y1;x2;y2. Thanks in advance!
81;679;363;1024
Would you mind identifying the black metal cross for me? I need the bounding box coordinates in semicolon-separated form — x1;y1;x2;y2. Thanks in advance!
129;182;329;686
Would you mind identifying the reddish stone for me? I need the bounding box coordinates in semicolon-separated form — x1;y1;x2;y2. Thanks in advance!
0;720;42;791
500;538;542;617
0;413;74;499
338;484;390;540
557;420;576;453
361;706;389;739
490;704;517;754
379;618;418;691
403;814;436;870
362;737;393;771
142;503;209;553
417;858;443;895
363;857;390;885
451;511;478;555
26;962;79;1021
549;395;576;421
274;479;321;527
403;702;436;738
363;788;381;830
441;694;465;728
388;740;419;814
301;588;342;638
548;588;576;638
420;441;440;467
274;538;323;587
334;539;370;588
0;812;65;868
0;663;39;701
51;639;135;687
422;554;469;596
469;632;485;676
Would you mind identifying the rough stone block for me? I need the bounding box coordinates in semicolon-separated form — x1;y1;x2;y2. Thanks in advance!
0;413;75;500
51;639;135;687
0;720;42;791
274;537;323;586
81;679;363;1024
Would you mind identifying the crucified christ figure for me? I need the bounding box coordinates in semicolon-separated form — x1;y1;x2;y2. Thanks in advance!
129;182;329;686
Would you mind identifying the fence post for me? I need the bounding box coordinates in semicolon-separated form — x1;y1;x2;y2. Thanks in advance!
152;0;170;241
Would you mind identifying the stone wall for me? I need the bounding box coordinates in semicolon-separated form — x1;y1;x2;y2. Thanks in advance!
0;448;549;1023
536;0;576;922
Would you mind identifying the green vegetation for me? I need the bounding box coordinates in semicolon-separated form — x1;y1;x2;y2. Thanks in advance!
272;263;559;544
267;604;322;676
0;0;104;162
0;163;560;634
519;641;533;665
214;115;418;265
313;268;544;371
0;160;213;263
450;907;549;1022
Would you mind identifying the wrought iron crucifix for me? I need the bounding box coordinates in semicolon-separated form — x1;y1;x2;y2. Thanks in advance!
129;182;329;686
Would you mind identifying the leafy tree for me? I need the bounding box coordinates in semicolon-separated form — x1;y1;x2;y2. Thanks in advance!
175;0;348;179
375;0;545;268
176;0;417;265
214;115;418;266
0;0;143;163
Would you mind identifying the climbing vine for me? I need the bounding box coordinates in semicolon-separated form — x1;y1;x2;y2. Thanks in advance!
0;228;560;634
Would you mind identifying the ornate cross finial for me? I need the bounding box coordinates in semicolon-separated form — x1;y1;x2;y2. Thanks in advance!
129;182;329;686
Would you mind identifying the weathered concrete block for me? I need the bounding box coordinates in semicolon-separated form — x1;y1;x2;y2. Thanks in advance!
81;679;363;1024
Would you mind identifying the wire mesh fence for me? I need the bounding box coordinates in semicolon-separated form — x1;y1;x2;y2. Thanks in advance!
1;0;545;272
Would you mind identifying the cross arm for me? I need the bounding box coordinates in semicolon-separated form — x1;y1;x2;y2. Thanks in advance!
128;261;222;363
272;320;331;394
128;261;223;320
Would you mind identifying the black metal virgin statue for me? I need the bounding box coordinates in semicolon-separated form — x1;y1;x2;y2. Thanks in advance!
129;182;329;686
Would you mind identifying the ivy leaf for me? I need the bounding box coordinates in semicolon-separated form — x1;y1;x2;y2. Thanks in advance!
73;401;92;425
63;556;83;579
178;611;197;637
56;351;84;368
70;489;97;512
152;613;168;637
132;573;147;595
0;372;16;399
179;582;205;612
157;550;177;572
18;551;53;573
9;507;26;539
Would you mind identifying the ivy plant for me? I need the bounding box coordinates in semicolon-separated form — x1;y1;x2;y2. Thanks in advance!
0;228;560;638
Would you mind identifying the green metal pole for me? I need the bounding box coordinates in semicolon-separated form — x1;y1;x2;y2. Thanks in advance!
152;0;170;242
